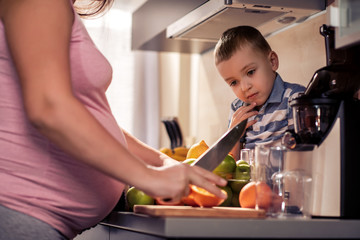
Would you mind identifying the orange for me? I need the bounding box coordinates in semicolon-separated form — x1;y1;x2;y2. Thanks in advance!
156;198;184;206
256;182;273;210
186;140;209;159
190;185;226;208
181;190;199;207
239;182;256;208
239;181;272;210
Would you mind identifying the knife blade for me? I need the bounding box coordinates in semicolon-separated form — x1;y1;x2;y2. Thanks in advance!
191;119;247;171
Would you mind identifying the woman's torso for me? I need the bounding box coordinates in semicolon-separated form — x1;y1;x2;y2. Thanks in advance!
0;3;125;239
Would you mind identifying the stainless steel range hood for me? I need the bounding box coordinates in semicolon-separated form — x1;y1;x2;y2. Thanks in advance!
166;0;326;42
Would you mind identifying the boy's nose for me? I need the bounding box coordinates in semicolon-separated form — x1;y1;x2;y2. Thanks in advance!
240;79;251;91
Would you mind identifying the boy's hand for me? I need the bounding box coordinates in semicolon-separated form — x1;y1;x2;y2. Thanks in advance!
229;102;258;133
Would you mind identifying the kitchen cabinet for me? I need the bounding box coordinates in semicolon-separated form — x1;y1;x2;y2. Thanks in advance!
132;0;326;53
76;211;360;239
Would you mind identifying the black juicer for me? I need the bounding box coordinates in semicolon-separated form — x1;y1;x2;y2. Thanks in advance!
282;25;360;219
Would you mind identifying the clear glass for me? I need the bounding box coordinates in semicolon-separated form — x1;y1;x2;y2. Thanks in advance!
254;145;312;218
269;146;286;217
239;148;251;164
254;145;285;216
280;169;313;218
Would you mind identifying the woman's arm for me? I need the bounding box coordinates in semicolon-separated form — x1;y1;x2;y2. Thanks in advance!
123;129;179;167
1;0;226;202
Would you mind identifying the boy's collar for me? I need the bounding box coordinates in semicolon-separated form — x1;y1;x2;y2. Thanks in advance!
266;73;285;104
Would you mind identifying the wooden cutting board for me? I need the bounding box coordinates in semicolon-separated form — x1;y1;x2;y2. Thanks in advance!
134;205;266;218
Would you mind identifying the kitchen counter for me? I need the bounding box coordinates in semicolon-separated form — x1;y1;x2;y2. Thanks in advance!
75;211;360;239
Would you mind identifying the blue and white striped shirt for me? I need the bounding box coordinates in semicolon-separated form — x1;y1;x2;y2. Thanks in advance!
229;74;306;149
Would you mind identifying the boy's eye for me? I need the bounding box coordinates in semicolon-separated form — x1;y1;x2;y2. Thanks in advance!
229;80;237;87
247;69;255;76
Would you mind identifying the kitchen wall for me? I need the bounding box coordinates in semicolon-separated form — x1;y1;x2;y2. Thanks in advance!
159;12;327;149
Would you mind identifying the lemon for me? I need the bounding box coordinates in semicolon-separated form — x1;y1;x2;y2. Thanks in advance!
186;140;209;159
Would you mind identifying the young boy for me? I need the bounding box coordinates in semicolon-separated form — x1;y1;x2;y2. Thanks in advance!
214;26;305;160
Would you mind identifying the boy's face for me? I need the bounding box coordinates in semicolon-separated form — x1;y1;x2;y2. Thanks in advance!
216;45;279;108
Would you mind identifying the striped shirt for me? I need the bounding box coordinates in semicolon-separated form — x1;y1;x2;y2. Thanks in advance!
229;74;306;149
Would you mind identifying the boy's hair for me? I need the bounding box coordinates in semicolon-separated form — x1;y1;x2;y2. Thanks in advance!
214;26;272;65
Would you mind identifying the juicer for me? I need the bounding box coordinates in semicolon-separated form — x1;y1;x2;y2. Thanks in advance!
282;24;360;218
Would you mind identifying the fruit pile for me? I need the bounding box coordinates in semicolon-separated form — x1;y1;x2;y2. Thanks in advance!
126;140;255;210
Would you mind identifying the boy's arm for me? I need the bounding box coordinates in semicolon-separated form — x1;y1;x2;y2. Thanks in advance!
230;142;241;161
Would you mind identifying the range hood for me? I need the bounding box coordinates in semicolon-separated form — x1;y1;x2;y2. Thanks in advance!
166;0;326;42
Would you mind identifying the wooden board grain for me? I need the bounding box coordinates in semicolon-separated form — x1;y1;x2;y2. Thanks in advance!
134;205;266;218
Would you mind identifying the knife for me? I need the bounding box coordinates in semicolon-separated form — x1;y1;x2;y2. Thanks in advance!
191;119;248;171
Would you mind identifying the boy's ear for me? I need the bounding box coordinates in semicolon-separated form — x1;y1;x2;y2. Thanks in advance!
268;51;279;71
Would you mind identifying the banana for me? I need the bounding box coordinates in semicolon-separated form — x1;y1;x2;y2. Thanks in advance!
173;147;189;157
171;154;187;161
159;147;173;157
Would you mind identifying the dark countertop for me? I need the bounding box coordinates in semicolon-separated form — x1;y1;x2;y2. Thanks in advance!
98;211;360;239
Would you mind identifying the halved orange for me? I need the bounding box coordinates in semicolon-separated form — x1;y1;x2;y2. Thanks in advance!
190;185;226;208
181;190;199;207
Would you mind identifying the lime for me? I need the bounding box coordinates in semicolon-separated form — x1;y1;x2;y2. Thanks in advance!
231;191;240;207
234;164;251;180
213;154;236;179
183;158;196;165
229;162;251;193
219;185;233;207
236;160;248;165
126;186;155;210
229;179;250;193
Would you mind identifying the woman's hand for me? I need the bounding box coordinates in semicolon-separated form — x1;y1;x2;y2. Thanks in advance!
138;162;228;205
